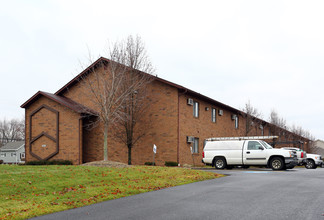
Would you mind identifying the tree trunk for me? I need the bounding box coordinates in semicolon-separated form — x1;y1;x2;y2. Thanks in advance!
128;144;132;165
104;124;108;161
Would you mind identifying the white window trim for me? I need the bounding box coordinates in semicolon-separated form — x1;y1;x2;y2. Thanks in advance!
235;116;239;129
193;101;199;118
212;108;216;123
193;138;199;153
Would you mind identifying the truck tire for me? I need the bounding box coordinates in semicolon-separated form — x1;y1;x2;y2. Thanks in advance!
270;157;284;170
214;157;226;169
305;159;316;169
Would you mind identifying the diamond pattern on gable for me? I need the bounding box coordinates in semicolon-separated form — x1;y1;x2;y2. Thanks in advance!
30;133;57;160
29;105;59;161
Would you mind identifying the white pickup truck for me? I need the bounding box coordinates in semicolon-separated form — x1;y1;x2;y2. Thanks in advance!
281;147;307;165
202;139;298;170
305;153;323;169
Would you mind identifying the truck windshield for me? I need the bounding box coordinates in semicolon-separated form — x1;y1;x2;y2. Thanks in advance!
260;141;273;149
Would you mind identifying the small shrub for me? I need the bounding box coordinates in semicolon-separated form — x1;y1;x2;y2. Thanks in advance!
165;161;178;167
26;160;45;165
26;160;73;165
0;160;3;164
144;162;155;166
56;160;73;165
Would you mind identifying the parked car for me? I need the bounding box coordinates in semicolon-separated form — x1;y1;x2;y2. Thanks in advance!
281;147;307;165
202;139;298;170
305;153;323;169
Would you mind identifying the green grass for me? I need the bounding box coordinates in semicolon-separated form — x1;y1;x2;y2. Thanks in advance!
0;165;223;219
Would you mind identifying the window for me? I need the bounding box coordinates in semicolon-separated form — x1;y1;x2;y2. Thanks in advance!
211;108;216;123
20;153;25;159
248;141;263;150
234;116;239;129
0;153;6;157
192;138;199;153
11;153;16;157
260;125;264;136
193;101;199;118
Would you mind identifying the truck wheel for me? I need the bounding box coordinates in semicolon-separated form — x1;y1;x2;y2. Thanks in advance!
305;159;315;169
270;157;284;170
214;157;226;169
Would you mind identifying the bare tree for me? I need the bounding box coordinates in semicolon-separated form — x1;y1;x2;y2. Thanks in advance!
269;109;287;129
268;109;288;140
113;75;153;165
290;124;315;141
241;100;262;136
0;118;25;147
111;36;154;165
79;35;154;162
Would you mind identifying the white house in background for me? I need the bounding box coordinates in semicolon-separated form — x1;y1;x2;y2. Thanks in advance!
0;141;25;164
312;140;324;157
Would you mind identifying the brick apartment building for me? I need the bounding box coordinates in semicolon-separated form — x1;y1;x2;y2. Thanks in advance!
21;57;310;165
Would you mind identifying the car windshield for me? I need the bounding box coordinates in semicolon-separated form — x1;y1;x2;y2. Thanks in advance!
260;141;273;149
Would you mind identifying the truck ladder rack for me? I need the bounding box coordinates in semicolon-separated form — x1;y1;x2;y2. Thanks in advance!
205;136;279;141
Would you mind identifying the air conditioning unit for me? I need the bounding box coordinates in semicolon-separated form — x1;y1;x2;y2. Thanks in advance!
187;136;195;143
231;114;237;120
218;109;223;116
187;98;194;105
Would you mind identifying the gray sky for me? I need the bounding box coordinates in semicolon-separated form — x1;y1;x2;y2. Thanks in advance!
1;0;323;140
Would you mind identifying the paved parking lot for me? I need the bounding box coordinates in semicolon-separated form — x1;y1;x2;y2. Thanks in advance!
33;168;324;220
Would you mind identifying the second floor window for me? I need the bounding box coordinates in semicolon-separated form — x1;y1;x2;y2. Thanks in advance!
193;101;199;118
235;116;239;129
212;108;216;123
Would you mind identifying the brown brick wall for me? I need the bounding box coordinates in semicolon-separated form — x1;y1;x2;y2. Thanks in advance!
25;96;82;164
61;72;179;166
178;94;247;166
129;80;178;165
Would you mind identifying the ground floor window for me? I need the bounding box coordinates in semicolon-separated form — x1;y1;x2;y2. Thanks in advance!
11;153;16;157
0;153;6;157
20;153;25;159
192;138;199;153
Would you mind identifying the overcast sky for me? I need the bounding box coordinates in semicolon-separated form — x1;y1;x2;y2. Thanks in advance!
1;0;323;140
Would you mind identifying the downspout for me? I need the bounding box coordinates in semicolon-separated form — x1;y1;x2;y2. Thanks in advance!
79;116;82;165
25;109;27;163
177;88;187;166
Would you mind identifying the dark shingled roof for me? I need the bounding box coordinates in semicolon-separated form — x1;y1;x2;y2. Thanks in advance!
20;91;98;116
0;141;24;150
54;57;243;114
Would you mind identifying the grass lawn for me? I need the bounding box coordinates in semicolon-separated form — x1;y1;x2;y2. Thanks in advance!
0;165;223;219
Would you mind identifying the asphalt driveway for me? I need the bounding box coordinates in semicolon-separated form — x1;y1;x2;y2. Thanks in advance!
32;168;324;220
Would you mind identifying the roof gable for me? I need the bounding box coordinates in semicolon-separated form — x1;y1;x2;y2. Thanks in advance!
20;91;98;115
